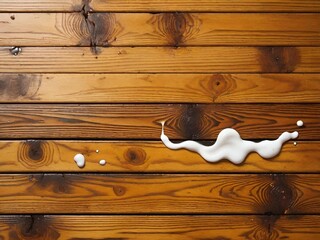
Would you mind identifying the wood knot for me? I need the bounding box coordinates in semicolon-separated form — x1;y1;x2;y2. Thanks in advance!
148;13;201;47
124;147;146;166
209;74;232;102
0;74;41;100
9;215;60;240
113;185;126;196
17;141;54;169
258;47;300;73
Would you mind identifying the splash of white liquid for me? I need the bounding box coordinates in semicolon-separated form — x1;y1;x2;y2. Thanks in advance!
99;159;106;166
74;153;85;168
160;122;298;164
297;120;304;127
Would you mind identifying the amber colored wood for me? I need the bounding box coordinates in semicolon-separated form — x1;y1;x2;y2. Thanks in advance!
1;73;319;103
0;174;319;214
0;104;318;139
0;47;319;73
1;13;319;46
0;0;319;12
0;215;319;240
0;140;319;173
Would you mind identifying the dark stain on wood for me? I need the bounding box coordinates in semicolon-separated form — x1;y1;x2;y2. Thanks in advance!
113;185;126;196
0;74;41;100
255;174;295;216
124;147;146;166
148;13;201;47
258;47;300;73
179;104;203;139
8;215;60;240
17;140;54;169
31;174;72;194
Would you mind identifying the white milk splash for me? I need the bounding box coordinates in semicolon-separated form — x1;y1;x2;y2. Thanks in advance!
160;121;299;164
74;153;85;168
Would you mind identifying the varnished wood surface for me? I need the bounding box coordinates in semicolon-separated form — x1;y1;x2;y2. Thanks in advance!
0;174;319;214
0;0;319;12
0;140;319;173
0;0;319;238
1;13;319;46
0;215;319;240
1;74;319;103
0;104;318;139
1;47;319;73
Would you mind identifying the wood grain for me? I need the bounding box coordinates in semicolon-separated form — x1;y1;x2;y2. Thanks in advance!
1;13;319;46
0;0;319;12
0;215;319;240
0;140;319;173
0;104;318;139
0;174;319;214
1;47;319;73
1;74;319;103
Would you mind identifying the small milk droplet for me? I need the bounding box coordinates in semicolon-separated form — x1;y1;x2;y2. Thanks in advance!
99;160;106;166
96;150;99;153
294;142;297;146
74;153;85;168
297;120;304;127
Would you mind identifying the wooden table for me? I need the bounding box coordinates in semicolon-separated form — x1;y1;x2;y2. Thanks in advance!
0;1;319;239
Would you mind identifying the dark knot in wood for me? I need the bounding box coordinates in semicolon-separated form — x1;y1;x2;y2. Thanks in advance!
124;147;146;166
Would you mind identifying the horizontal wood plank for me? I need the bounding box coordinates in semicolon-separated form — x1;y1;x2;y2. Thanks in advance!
0;174;319;214
0;47;319;73
1;74;319;103
0;215;319;240
0;104;318;139
0;140;319;172
0;0;319;12
1;13;319;46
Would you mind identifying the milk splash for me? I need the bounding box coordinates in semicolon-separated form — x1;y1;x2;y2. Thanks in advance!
74;153;85;168
160;121;298;164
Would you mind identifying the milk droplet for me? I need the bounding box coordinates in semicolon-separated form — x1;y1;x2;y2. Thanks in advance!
294;142;297;146
160;122;298;164
96;150;99;153
74;153;85;168
297;120;304;127
99;160;106;166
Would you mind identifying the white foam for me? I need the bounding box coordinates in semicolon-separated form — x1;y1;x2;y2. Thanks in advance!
74;153;85;168
160;121;298;164
99;159;106;166
297;120;304;127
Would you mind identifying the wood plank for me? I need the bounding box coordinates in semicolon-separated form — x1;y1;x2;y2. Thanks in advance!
0;47;319;73
0;140;319;173
1;74;319;103
1;13;319;46
0;104;318;140
0;0;319;12
0;215;319;240
0;174;318;214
